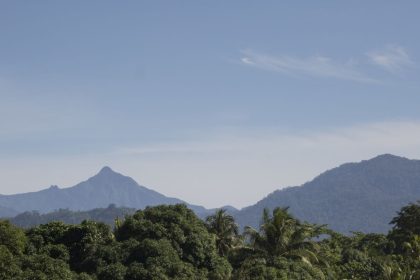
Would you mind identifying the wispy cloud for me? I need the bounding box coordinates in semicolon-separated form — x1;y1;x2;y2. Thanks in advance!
117;120;420;158
240;50;377;83
367;45;413;73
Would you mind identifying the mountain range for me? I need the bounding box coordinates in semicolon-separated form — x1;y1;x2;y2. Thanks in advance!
1;154;420;233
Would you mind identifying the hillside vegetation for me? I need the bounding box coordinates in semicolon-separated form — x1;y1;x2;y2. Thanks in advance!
1;202;419;279
235;154;420;233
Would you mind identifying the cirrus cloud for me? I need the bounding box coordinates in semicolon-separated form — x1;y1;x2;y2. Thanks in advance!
241;45;415;83
367;45;414;73
240;49;378;83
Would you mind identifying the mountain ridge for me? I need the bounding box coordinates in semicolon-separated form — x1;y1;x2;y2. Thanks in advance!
1;154;420;234
0;166;212;217
233;154;420;233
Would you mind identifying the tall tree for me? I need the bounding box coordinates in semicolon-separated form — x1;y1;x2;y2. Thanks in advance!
206;209;240;256
388;201;420;254
244;207;323;264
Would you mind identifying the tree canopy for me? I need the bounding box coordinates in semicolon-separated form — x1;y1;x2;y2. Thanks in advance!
0;202;419;279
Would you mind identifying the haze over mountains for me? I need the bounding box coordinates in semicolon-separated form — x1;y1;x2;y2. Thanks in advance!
1;154;420;233
0;166;213;218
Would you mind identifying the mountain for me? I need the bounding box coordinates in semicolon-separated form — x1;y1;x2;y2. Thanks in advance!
2;154;420;234
0;205;18;218
233;154;420;233
0;166;211;217
7;203;240;229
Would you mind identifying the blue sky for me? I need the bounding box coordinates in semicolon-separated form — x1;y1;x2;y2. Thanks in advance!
1;1;420;208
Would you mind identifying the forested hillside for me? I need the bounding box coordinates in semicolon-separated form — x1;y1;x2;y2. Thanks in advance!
1;202;419;279
234;154;420;233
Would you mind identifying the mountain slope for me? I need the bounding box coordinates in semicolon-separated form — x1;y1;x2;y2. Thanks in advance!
0;205;18;218
234;154;420;233
0;166;210;216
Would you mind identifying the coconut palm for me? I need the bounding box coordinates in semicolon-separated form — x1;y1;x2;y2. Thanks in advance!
244;207;324;264
206;208;240;256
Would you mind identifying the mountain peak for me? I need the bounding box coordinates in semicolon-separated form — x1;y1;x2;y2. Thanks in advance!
370;154;406;161
93;166;123;181
364;154;411;166
98;166;115;175
91;166;137;186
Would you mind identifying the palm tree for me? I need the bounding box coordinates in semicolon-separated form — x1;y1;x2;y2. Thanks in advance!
244;207;324;264
206;209;240;256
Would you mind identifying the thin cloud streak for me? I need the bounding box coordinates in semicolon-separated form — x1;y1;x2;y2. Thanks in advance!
240;50;378;83
117;120;420;157
367;45;414;73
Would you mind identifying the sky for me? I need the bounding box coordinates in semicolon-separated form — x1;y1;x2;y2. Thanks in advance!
1;1;420;209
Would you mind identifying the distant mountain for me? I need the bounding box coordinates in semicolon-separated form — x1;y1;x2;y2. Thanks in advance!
0;205;18;218
234;154;420;233
0;166;211;218
9;204;136;228
6;204;239;229
2;154;420;234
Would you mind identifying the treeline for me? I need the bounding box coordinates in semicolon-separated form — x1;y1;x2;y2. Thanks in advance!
9;204;136;228
0;202;419;280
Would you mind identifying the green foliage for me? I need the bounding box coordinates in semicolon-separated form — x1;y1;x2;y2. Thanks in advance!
115;204;232;279
98;262;126;280
0;220;26;254
244;207;324;264
232;257;325;280
232;258;280;280
206;209;241;256
389;201;420;253
0;245;22;279
236;208;327;279
20;254;74;280
390;201;420;234
1;202;419;279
